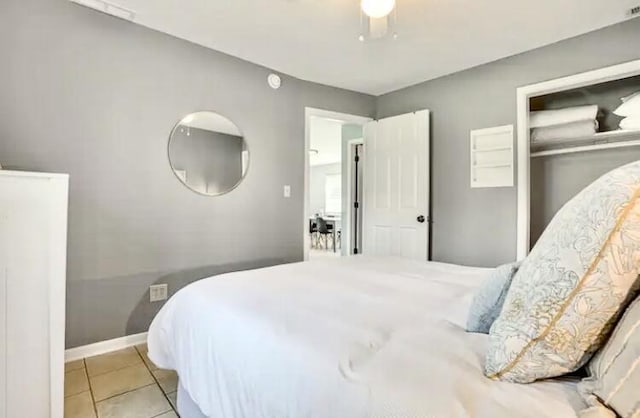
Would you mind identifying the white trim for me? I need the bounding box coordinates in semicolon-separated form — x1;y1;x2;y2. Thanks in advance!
64;332;148;362
344;138;364;255
0;170;69;180
304;108;372;261
516;59;640;260
50;177;69;418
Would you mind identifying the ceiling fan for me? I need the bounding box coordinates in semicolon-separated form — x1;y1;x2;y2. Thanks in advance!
287;0;398;41
359;0;398;41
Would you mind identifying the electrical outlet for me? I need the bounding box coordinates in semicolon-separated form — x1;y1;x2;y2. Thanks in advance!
149;284;168;302
283;185;291;198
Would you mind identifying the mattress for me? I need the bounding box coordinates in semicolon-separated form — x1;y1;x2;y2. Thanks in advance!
147;256;586;418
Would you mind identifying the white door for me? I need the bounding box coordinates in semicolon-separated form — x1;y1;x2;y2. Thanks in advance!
363;110;430;260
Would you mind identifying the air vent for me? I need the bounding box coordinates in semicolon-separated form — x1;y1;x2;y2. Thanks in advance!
628;5;640;17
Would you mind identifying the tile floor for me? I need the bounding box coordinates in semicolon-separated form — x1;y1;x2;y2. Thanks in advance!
64;344;179;418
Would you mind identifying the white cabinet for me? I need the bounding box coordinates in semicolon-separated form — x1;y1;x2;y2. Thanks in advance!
0;171;69;418
470;125;514;188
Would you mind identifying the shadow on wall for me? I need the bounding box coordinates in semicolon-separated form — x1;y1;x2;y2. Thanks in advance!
66;258;287;349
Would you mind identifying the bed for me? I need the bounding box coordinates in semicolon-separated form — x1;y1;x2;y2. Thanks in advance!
147;256;586;418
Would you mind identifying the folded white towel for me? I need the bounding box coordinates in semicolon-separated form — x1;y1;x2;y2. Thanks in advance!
529;105;598;128
620;116;640;130
531;120;597;142
614;91;640;117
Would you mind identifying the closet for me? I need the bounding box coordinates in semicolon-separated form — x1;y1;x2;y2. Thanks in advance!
0;170;69;418
516;60;640;258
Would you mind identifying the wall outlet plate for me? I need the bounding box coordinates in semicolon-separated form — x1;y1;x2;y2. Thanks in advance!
149;284;168;302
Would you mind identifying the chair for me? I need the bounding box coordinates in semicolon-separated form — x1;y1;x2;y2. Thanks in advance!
315;216;335;251
309;219;318;249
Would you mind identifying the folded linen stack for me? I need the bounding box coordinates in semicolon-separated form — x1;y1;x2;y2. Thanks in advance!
614;91;640;130
529;104;598;142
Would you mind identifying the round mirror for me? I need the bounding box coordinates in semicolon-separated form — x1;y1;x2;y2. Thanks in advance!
168;111;248;196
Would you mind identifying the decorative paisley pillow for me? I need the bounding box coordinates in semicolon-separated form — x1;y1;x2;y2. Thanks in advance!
485;160;640;383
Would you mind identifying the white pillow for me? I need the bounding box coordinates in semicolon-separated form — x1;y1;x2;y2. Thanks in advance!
614;91;640;117
619;116;640;130
622;91;640;102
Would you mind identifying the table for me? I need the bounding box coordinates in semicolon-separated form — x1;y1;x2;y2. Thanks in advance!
309;216;341;253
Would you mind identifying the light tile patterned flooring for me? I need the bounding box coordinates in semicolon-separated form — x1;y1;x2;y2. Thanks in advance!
64;344;179;418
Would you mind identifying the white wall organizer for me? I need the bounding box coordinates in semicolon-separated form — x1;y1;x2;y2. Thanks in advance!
470;125;514;188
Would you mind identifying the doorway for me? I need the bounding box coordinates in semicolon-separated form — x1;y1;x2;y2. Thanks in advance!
304;108;372;261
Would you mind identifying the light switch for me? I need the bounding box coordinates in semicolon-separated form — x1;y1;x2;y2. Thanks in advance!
283;185;291;198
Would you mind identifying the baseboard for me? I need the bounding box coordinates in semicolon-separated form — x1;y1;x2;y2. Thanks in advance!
65;332;148;362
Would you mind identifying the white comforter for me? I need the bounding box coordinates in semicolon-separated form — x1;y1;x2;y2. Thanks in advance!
148;256;585;418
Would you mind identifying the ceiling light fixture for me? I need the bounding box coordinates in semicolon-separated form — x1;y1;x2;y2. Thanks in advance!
359;0;398;42
361;0;396;19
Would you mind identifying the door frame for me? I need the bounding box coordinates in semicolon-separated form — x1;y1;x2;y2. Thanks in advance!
304;107;372;261
344;138;364;256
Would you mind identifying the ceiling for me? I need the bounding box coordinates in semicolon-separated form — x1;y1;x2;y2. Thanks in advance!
310;117;343;166
108;0;636;95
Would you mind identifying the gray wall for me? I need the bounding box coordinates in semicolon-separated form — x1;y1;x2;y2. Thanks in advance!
309;163;341;217
376;18;640;267
169;126;244;194
3;0;640;347
0;0;375;348
530;149;640;246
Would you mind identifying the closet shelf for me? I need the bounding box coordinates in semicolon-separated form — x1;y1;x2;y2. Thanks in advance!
472;163;512;169
472;145;512;153
530;129;640;158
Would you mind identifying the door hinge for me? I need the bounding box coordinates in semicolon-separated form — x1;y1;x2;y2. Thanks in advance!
354;155;360;163
354;202;359;209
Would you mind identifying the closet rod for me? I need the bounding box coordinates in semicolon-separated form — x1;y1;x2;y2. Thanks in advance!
531;139;640;158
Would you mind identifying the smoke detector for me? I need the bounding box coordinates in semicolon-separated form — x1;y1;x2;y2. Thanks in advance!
268;74;282;90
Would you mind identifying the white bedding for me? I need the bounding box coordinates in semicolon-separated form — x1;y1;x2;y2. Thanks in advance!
148;256;586;418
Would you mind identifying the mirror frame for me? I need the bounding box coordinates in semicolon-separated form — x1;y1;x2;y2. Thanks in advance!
167;110;249;197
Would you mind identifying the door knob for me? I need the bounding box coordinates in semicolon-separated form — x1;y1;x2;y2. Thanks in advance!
417;215;425;223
